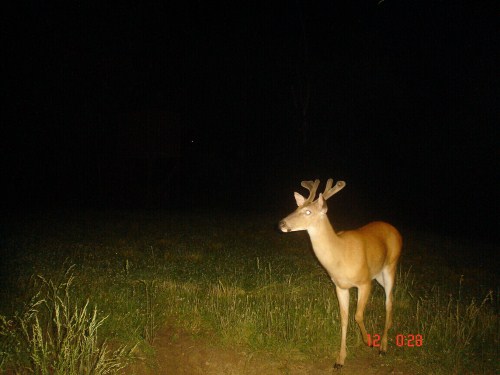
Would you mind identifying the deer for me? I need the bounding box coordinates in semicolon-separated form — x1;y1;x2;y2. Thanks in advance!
279;179;402;369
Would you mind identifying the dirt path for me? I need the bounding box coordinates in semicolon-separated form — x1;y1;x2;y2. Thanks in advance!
126;327;420;375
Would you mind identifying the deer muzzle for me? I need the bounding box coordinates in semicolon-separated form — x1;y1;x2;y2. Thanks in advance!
279;220;291;232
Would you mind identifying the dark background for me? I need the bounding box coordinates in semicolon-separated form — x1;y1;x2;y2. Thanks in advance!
2;1;498;243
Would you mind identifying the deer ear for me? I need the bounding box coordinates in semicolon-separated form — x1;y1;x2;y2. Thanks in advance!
317;193;328;213
294;192;306;206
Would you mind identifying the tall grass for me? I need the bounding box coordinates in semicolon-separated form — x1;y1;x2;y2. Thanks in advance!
0;268;135;374
154;254;498;373
407;278;497;373
0;212;497;374
139;279;159;345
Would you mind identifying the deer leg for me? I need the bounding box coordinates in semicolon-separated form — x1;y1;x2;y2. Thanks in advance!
355;282;372;346
380;268;395;353
334;286;350;369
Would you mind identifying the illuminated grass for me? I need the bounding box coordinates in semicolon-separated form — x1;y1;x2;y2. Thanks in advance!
0;268;135;374
0;211;497;374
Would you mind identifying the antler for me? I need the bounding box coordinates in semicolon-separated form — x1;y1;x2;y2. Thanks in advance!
322;178;346;200
300;179;320;203
300;179;346;203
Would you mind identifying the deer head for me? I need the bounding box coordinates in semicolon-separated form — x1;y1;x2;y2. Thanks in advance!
279;179;346;233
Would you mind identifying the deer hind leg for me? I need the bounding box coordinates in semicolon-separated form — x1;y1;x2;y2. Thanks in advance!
378;267;396;354
334;286;350;369
355;283;372;346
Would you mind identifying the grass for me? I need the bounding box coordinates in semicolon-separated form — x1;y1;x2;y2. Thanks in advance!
0;210;498;374
0;266;135;374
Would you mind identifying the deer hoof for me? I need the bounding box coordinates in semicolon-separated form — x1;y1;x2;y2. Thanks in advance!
333;363;343;370
379;350;387;357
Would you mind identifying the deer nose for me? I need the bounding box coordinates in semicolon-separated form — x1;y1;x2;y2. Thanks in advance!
279;220;290;232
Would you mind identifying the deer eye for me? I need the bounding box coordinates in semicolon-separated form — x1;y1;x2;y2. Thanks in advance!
305;210;312;215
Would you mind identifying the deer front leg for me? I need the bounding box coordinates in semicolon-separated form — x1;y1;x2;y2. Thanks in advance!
334;286;350;369
355;282;372;346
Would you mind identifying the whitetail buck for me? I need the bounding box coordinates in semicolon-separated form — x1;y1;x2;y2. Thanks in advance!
279;179;402;369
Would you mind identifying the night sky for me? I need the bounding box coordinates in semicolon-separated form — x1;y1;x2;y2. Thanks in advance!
3;1;498;243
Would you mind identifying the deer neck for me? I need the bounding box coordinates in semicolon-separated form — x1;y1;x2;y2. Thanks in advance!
307;215;342;266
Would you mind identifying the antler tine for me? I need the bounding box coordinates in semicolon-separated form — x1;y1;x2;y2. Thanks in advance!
300;179;320;203
322;178;346;200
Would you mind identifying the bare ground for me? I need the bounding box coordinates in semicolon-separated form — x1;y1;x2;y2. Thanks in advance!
126;326;421;375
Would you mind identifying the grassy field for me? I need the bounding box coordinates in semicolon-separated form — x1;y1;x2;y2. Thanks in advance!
0;210;498;374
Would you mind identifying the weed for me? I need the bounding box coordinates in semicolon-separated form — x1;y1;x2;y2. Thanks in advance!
0;269;136;374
